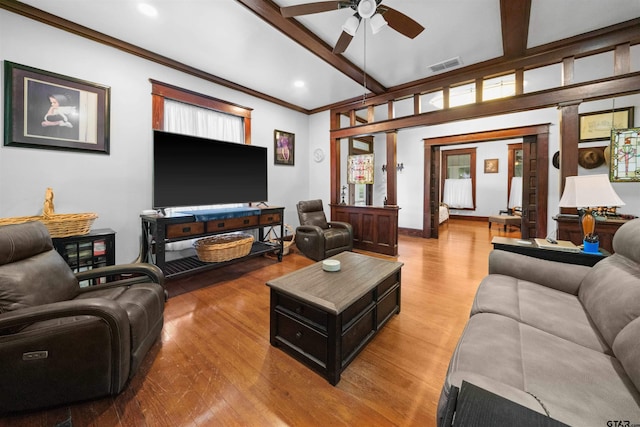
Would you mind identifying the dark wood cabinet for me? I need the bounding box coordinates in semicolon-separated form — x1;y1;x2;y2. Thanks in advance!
52;228;116;287
554;215;629;253
141;206;284;278
330;204;399;256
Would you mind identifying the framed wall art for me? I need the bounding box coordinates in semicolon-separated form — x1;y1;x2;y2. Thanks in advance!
579;107;633;143
4;61;110;154
274;129;294;165
610;128;640;182
347;153;375;184
484;158;499;173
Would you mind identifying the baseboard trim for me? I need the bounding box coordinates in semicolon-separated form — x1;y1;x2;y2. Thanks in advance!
398;227;423;237
449;215;488;222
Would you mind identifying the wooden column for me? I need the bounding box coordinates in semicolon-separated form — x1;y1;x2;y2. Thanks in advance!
614;43;630;75
558;102;580;197
386;132;398;206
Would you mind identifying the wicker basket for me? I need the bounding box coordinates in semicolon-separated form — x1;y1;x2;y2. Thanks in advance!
265;224;295;256
0;188;97;238
194;233;254;263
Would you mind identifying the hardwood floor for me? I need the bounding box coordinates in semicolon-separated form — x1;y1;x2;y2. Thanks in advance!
0;220;520;427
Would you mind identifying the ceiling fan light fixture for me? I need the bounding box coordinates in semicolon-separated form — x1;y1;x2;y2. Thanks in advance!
342;15;360;36
357;0;376;19
370;13;387;34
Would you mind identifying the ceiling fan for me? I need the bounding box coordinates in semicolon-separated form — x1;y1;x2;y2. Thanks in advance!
280;0;425;54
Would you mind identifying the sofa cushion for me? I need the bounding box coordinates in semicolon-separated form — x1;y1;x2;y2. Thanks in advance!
578;254;640;348
612;218;640;264
488;250;589;295
471;274;610;353
613;316;640;392
440;313;640;427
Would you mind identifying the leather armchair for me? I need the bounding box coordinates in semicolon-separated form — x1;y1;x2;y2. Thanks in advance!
0;221;166;413
296;199;353;261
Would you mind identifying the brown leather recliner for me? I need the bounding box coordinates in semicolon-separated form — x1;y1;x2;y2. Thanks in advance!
296;199;353;261
0;221;166;413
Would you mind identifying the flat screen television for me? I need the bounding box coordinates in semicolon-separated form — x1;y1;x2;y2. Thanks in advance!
153;130;268;209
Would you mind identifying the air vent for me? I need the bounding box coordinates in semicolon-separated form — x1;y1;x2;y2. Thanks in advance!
428;57;462;73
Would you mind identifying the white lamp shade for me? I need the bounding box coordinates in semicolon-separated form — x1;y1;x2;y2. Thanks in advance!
558;174;625;208
370;13;388;34
357;0;376;19
342;15;360;36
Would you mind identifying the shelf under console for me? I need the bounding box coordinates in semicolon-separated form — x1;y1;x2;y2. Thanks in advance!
162;241;278;278
141;206;284;278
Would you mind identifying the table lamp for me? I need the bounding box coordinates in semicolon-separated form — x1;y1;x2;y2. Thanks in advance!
558;174;625;253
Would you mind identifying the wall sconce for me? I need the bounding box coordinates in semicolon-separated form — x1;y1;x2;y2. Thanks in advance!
382;163;404;172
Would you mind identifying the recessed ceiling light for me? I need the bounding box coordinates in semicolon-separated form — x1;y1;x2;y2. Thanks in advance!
138;3;158;18
293;80;305;88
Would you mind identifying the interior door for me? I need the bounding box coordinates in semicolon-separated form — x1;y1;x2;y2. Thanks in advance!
521;134;548;239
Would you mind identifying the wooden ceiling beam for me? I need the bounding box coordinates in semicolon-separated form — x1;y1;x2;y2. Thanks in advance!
236;0;387;94
500;0;531;58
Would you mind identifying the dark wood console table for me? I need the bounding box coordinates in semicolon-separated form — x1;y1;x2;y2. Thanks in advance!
554;214;629;254
141;206;284;278
330;204;399;256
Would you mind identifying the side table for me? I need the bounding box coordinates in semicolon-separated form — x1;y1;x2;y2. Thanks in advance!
554;214;629;254
491;237;609;267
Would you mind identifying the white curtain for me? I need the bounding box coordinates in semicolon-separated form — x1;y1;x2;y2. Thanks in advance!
508;177;523;209
164;99;243;143
443;178;474;209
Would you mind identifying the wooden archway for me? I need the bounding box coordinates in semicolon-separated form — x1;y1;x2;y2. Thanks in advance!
423;124;550;239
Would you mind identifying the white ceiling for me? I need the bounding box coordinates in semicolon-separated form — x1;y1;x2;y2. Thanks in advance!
17;0;640;111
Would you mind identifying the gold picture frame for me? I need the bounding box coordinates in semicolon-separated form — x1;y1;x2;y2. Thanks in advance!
484;158;498;173
274;129;294;165
579;107;634;142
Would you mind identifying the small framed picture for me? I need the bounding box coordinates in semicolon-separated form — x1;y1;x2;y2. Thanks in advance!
274;129;294;165
484;158;499;173
579;107;633;143
4;61;110;154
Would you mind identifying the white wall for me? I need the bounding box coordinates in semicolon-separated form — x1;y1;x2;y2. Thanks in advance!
307;111;331;207
0;11;310;263
440;138;523;216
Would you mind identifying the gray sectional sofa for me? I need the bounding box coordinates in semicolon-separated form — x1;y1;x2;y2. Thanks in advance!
438;218;640;426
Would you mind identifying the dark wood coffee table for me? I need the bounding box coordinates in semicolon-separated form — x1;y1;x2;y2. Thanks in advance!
266;251;403;385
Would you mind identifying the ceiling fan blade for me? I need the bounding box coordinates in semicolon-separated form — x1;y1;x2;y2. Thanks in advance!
379;6;425;39
333;31;354;54
280;1;346;18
